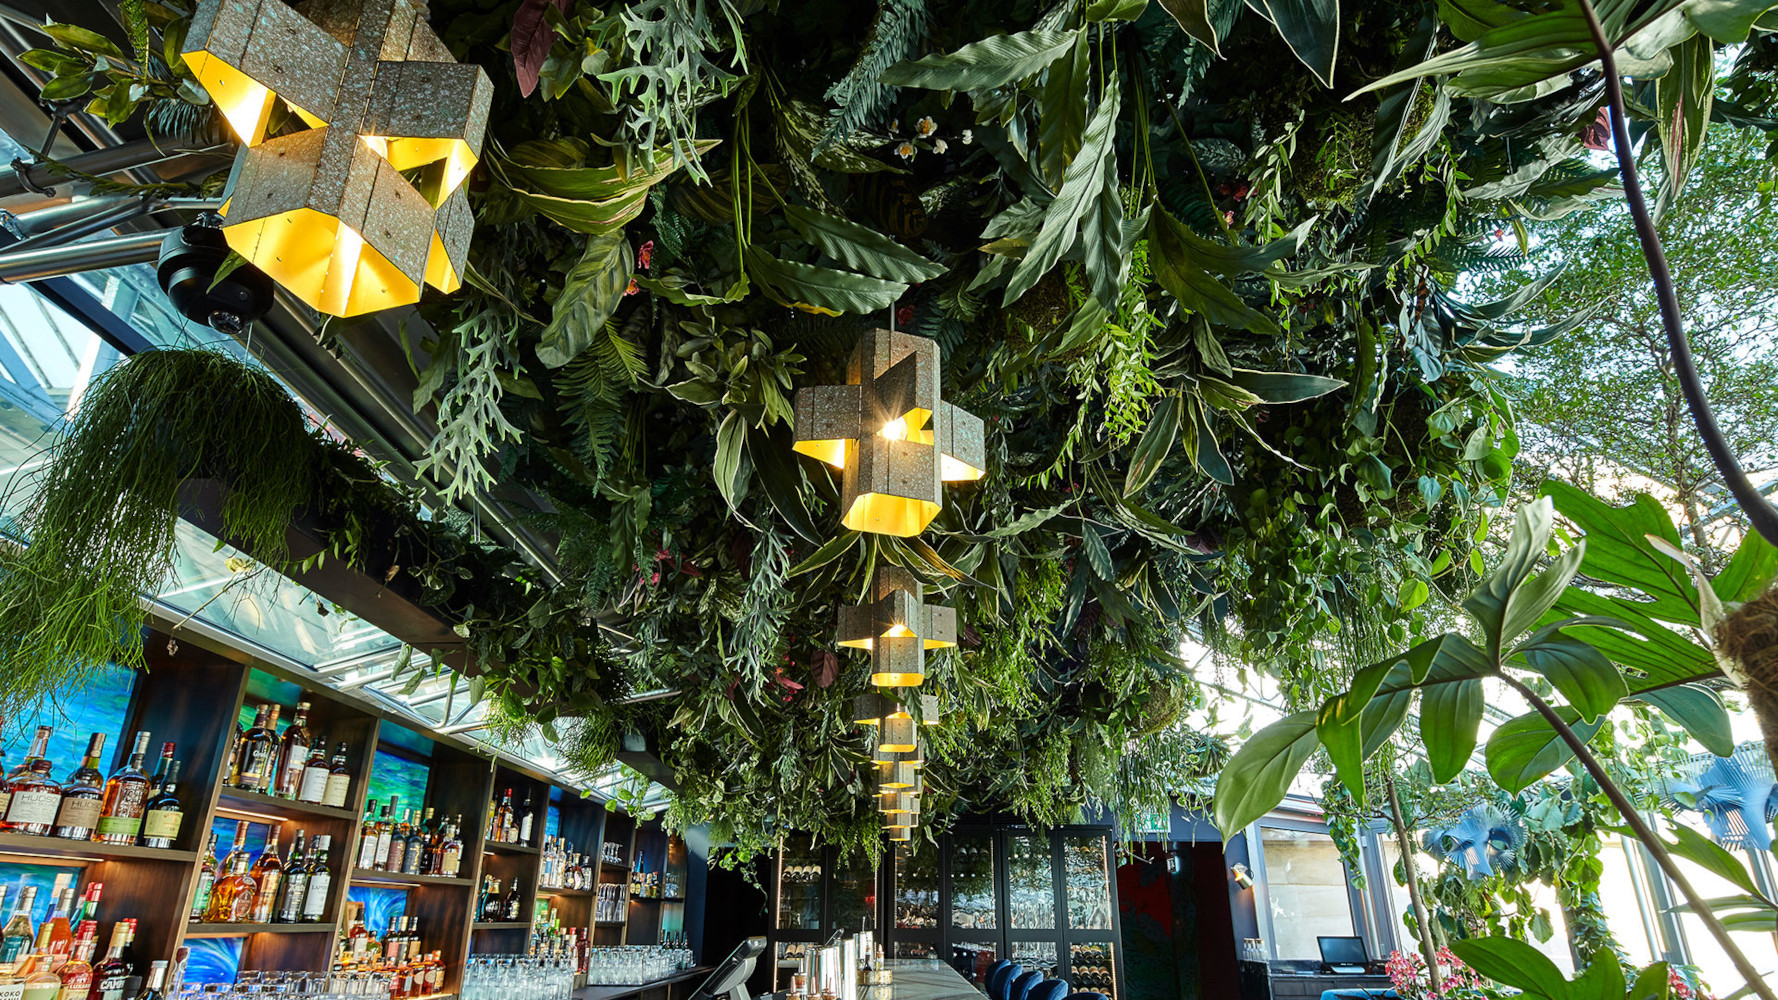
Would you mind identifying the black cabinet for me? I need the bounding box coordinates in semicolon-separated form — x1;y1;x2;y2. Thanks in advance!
765;835;878;988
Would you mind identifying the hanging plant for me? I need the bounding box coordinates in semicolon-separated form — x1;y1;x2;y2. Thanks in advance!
0;348;315;715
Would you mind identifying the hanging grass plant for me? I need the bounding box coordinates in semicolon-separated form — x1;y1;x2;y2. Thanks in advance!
0;348;317;716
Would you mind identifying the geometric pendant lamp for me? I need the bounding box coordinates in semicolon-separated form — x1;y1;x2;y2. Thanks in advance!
792;330;985;536
184;0;492;317
838;565;957;687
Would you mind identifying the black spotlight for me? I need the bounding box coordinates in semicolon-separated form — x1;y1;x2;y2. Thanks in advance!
157;224;274;335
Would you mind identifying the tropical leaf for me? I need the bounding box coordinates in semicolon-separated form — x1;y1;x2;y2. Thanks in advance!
538;232;635;368
783;204;946;283
880;29;1077;91
744;248;907;314
1003;82;1123;306
1254;0;1340;87
1212;711;1320;836
1156;0;1221;51
1630;685;1733;756
1484;705;1602;794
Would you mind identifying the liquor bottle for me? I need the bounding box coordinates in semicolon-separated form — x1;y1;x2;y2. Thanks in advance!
138;761;183;849
373;798;398;870
146;744;173;791
38;885;75;966
55;921;96;1000
233;706;280;793
493;789;513;843
320;741;352;809
273;830;310;923
385;810;410;875
72;884;100;927
204;821;258;923
477;877;496;921
440;822;463;878
114;921;138;997
272;702;312;799
94;733;153;845
88;922;131;1000
22;943;63;1000
299;834;332;922
502;877;522;921
189;832;218;922
51;735;106;840
355;800;380;870
134;962;166;1000
247;827;284;922
0;886;37;973
400;811;424;876
517;791;534;845
295;735;329;805
3;727;62;835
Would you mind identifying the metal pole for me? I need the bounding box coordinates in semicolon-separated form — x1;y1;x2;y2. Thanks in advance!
0;230;164;283
3;198;154;252
9;195;223;235
1;140;231;199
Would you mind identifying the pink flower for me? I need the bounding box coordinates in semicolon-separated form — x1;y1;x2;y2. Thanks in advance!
637;240;655;269
624;276;639;296
896;305;915;326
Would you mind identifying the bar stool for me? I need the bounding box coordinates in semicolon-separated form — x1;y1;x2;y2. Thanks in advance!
983;960;1012;998
989;963;1023;1000
1008;969;1044;1000
1028;979;1069;1000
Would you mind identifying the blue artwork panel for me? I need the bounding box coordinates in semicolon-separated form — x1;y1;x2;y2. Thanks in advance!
367;749;429;819
208;816;274;858
0;862;81;926
347;885;409;939
547;804;561;839
0;664;135;769
183;936;244;984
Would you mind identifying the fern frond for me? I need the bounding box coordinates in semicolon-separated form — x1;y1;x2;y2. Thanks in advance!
818;0;930;152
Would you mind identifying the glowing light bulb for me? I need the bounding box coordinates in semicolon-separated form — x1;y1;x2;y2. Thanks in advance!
880;416;909;441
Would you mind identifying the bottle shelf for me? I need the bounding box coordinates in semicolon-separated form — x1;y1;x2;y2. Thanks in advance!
595;919;627;926
0;830;199;864
470;921;530;930
185;922;339;937
215;786;361;822
539;887;593;898
482;840;539;855
351;868;475;887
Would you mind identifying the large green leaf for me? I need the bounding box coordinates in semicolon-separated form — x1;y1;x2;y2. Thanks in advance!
1227;369;1346;403
1464;496;1559;655
782;204;946;284
1421;669;1484;782
1666;824;1761;895
1124;394;1183;496
713;410;748;513
1543;481;1702;621
1546;589;1715;691
1449;937;1569;999
538;232;635;368
1037;30;1089;190
1148;212;1280;336
1156;0;1221;52
880;29;1076;92
747;421;822;546
1254;0;1340;87
1004;83;1123;306
1516;634;1627;723
1653;34;1714;217
744;248;907;315
1211;711;1321;837
1630;685;1733;756
1484;705;1602;794
504;138;718;235
1712;525;1778;602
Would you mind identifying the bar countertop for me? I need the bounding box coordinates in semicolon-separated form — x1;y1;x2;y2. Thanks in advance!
884;959;980;1000
572;965;713;1000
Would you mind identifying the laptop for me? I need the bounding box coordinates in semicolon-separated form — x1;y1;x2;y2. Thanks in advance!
1317;936;1369;975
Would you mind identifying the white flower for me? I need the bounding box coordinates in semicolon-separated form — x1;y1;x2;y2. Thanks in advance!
961;129;974;145
916;116;936;137
896;142;916;160
933;139;948;154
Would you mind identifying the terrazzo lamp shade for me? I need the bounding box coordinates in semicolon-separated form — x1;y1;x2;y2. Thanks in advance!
838;566;957;686
853;692;899;726
878;713;917;754
886;827;912;842
876;761;917;790
184;0;492;317
878;792;916;816
791;330;983;537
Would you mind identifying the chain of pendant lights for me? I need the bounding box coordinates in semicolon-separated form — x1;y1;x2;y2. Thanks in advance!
792;329;983;841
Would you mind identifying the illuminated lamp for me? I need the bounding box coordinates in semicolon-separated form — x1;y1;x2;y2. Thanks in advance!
791;330;985;536
184;0;492;317
878;713;917;754
887;827;912;842
839;567;956;687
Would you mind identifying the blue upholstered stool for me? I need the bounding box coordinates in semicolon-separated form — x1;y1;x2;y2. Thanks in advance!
989;963;1023;1000
982;961;1012;998
1027;979;1068;1000
1008;969;1043;1000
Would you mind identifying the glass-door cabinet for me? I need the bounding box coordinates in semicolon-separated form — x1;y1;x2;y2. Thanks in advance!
766;836;880;990
883;826;1122;999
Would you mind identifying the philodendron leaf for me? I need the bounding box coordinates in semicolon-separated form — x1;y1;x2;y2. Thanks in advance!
1484;705;1602;794
782;204;946;284
1212;711;1321;837
1254;0;1340;87
538;232;635;368
880;29;1077;92
1516;633;1627;723
744;247;907;315
1448;937;1569;1000
1631;684;1734;757
1420;668;1483;782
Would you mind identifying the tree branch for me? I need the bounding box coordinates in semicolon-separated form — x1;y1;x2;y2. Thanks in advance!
1576;0;1778;548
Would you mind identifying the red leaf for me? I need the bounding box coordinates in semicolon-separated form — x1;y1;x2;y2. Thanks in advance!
511;0;567;98
812;650;839;688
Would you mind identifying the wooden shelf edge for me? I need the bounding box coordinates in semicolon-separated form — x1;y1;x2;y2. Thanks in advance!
482;841;539;855
351;869;474;887
215;787;360;822
0;832;198;864
185;922;337;937
471;921;530;931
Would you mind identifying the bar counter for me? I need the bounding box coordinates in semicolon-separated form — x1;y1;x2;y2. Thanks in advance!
572;966;713;1000
886;959;981;1000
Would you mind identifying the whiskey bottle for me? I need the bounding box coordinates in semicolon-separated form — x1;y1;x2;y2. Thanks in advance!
356;800;380;870
233;706;280;793
50;734;106;840
0;886;38;972
190;832;218;921
373;798;398;870
138;760;184;849
54;920;95;1000
299;834;333;922
295;735;329;805
204;821;258;923
517;791;534;845
401;811;425;876
502;877;522;921
440;822;463;878
94;733;153;845
274;830;310;923
2;727;62;835
385;809;411;875
272;702;312;800
247;827;284;922
320;740;352;809
493;789;513;843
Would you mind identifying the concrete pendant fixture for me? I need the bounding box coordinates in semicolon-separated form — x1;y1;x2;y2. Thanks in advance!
838;565;957;687
184;0;492;317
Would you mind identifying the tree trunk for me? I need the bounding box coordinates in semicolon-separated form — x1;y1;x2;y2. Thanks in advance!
1384;772;1442;994
1716;586;1778;777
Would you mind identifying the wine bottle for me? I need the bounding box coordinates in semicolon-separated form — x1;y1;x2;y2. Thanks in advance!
50;734;106;840
517;791;534;844
138;760;184;849
133;961;167;1000
356;800;380;870
2;726;62;835
94;733;153;845
274;830;310;923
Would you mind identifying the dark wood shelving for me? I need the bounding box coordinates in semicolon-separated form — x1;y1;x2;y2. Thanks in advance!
539;886;593;898
215;786;361;822
471;921;530;930
482;840;539;856
351;868;475;887
186;923;339;937
0;832;199;865
595;920;627;926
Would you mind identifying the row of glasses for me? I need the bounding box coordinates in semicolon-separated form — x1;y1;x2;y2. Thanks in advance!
461;956;577;1000
177;971;393;1000
582;945;693;986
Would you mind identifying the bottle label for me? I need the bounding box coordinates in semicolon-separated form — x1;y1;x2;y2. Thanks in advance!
142;808;183;839
0;791;9;816
302;873;330;918
357;834;379;870
278;745;309;793
277;872;310;922
192;872;216;918
54;796;103;830
321;774;351;809
95;814;144;838
96;974;129;1000
4;789;60;825
298;766;329;804
442;847;461;877
57;979;93;1000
